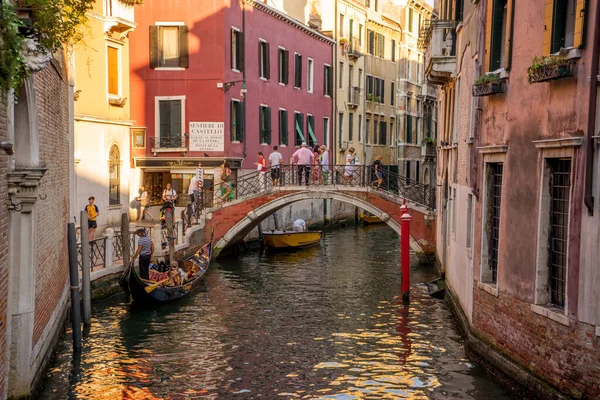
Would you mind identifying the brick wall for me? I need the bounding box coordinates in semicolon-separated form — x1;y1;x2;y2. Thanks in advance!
0;97;10;400
32;59;70;347
473;288;600;398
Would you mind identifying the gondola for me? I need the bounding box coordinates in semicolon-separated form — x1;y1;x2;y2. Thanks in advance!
119;241;212;304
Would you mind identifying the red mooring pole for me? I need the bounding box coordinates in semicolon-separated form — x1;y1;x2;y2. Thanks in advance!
400;200;412;304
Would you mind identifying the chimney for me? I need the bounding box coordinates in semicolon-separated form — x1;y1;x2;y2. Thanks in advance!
308;0;322;31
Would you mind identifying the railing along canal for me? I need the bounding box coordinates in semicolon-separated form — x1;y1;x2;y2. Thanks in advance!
203;164;436;210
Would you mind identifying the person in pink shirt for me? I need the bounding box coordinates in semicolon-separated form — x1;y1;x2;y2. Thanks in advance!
292;142;314;186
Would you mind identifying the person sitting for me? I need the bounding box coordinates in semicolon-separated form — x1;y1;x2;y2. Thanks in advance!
293;219;307;232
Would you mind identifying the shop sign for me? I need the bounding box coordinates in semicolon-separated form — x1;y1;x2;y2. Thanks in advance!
189;122;224;152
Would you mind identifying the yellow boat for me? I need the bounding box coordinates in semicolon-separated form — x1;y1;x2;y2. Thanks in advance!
359;213;384;225
263;230;323;249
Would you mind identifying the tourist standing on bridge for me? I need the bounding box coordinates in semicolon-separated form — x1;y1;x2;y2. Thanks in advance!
344;148;359;185
372;155;383;189
255;152;267;191
220;162;235;201
312;149;322;184
293;142;314;186
320;145;329;184
269;146;283;186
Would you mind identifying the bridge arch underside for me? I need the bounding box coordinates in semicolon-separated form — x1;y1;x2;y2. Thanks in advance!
213;190;422;257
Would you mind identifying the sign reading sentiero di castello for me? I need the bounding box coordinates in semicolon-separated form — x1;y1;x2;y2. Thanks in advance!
189;122;225;152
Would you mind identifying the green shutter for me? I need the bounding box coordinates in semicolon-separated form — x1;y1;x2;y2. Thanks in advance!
295;113;306;145
170;101;182;138
179;25;189;68
266;107;271;144
308;116;317;145
490;0;504;70
552;0;568;53
230;100;235;141
159;100;170;138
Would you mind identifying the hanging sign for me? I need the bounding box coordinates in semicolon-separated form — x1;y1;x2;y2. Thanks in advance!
189;122;224;152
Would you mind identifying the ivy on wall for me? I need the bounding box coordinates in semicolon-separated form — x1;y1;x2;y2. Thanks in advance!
0;0;95;96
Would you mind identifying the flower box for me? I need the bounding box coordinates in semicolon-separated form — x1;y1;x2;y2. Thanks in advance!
472;81;502;97
527;56;574;84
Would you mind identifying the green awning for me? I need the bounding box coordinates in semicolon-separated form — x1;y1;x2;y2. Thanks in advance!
308;120;317;143
295;119;306;142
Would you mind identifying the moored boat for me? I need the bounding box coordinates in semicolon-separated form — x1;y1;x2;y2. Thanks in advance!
263;230;323;249
359;213;384;225
119;241;212;304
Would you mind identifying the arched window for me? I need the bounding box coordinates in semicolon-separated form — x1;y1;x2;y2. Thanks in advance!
424;168;430;185
109;145;120;205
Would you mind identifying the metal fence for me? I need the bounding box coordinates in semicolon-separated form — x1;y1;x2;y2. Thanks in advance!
77;237;106;270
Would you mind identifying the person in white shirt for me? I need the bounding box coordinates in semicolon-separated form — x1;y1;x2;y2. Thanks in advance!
293;219;307;232
269;146;283;186
188;176;198;203
320;145;329;185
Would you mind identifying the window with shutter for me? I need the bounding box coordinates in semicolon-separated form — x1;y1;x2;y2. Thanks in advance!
380;80;385;104
391;39;396;62
408;7;414;32
107;46;119;96
278;48;289;84
259;40;270;79
373;117;378;145
379;120;386;145
308;58;314;93
368;30;375;55
230;100;242;142
406;115;412;144
366;118;370;144
259;106;271;144
338;113;344;147
543;0;579;55
367;75;373;96
294;53;302;88
231;29;244;72
279;109;288;145
158;99;183;146
149;25;189;69
390;82;395;106
348;113;354;142
324;65;332;96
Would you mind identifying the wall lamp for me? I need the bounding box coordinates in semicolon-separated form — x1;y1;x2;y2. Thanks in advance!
0;141;14;156
217;80;246;94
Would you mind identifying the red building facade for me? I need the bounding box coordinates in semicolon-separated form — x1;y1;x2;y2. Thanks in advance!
129;0;334;205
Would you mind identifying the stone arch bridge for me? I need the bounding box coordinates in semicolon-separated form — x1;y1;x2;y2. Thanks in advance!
198;165;437;257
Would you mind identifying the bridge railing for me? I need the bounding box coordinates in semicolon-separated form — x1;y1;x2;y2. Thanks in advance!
206;164;436;210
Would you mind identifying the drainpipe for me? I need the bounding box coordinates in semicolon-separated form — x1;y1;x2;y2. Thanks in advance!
584;1;600;214
333;0;338;163
242;0;247;162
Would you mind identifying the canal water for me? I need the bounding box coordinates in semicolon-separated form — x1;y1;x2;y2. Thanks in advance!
39;225;512;399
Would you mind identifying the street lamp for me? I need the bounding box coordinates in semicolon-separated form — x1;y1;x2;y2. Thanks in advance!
217;80;245;94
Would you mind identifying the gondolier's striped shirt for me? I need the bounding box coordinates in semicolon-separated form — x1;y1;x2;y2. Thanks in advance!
138;236;153;256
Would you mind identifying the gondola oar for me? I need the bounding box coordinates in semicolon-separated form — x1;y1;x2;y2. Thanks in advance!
145;278;170;293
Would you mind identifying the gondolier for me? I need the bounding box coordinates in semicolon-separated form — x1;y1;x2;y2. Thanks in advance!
133;228;154;280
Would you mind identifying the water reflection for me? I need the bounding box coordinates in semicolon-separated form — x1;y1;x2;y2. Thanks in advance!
39;225;511;399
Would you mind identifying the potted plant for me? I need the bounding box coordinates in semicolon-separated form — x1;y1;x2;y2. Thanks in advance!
367;93;375;102
527;55;572;84
339;37;349;52
374;95;382;103
472;73;502;96
422;137;436;146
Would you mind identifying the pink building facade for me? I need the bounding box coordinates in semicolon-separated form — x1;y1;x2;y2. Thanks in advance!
129;0;333;205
